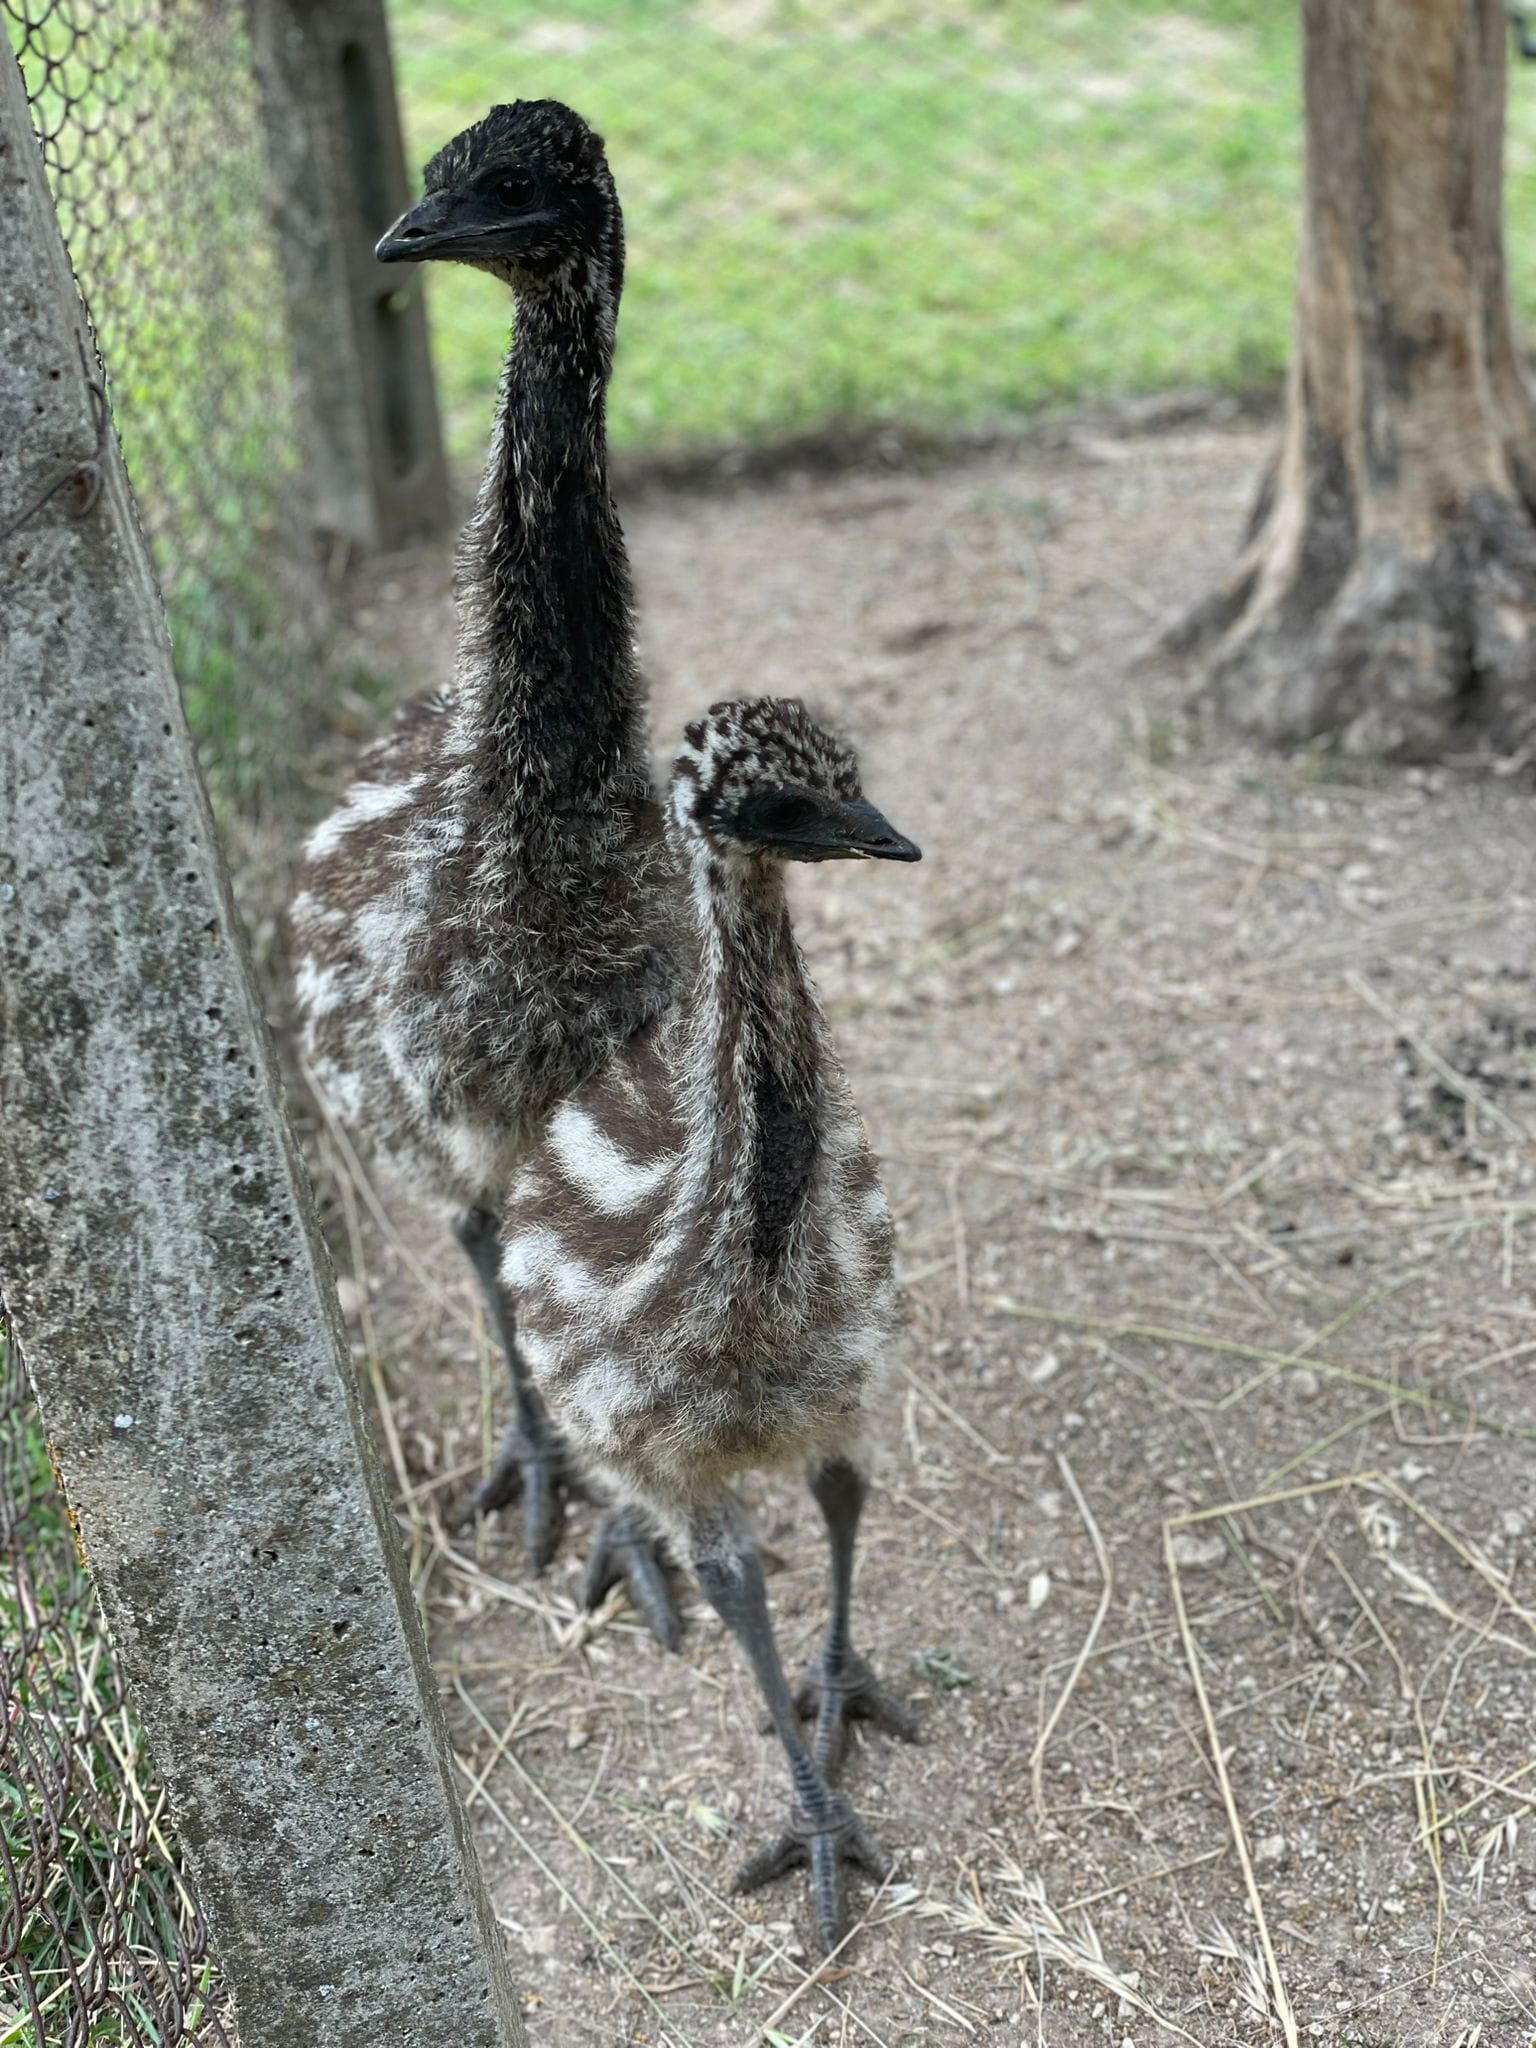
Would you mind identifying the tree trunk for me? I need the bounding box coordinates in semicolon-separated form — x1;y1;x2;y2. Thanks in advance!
1174;0;1536;760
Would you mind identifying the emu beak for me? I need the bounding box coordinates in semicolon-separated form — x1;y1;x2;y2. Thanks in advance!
376;192;460;263
836;801;922;863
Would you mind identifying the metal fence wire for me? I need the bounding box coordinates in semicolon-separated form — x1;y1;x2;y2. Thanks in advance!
0;1336;233;2047
386;2;1534;482
385;0;1311;472
4;0;309;792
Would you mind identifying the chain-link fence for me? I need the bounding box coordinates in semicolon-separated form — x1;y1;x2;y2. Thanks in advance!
387;1;1536;472
4;0;311;795
390;0;1308;470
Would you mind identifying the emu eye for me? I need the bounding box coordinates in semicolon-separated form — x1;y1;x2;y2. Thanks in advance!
493;171;535;209
754;791;820;834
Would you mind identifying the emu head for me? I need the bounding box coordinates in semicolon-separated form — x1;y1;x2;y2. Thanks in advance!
377;98;624;304
670;699;921;867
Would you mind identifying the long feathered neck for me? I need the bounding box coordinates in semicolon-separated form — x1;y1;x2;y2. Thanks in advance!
452;259;648;829
682;843;824;1267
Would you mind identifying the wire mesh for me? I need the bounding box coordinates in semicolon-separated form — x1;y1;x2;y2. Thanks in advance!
0;1334;234;2047
385;1;1536;476
3;0;309;790
386;0;1309;470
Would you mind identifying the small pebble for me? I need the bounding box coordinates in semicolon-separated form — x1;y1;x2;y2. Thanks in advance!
1170;1532;1226;1570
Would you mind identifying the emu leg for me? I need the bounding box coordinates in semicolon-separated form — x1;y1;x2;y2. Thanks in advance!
793;1457;921;1778
582;1503;683;1651
689;1496;891;1952
451;1205;574;1568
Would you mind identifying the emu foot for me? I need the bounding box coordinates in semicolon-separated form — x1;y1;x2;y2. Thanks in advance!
790;1650;921;1778
734;1798;893;1952
582;1506;683;1651
451;1424;581;1570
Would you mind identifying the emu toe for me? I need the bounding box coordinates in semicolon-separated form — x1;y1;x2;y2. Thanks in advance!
792;1649;921;1778
581;1505;683;1650
452;1425;580;1570
733;1798;893;1952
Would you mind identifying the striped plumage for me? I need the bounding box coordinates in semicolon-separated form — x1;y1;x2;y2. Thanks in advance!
289;102;679;1570
506;700;904;1508
503;699;923;1947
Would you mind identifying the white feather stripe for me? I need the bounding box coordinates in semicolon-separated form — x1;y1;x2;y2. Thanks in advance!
294;956;348;1022
565;1356;650;1437
503;1210;688;1329
302;776;422;862
501;1226;603;1310
546;1101;676;1214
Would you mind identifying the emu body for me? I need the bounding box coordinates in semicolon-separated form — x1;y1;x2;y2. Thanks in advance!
290;102;679;1569
502;700;922;1945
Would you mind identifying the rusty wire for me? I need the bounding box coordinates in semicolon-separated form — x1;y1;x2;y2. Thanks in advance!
0;362;108;549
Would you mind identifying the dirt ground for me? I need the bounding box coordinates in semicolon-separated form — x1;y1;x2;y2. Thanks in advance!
274;416;1536;2048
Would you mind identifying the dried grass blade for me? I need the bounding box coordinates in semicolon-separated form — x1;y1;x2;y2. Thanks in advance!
1028;1453;1112;1818
1164;1518;1299;2048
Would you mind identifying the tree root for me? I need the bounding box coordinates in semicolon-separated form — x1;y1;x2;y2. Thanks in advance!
1175;487;1536;763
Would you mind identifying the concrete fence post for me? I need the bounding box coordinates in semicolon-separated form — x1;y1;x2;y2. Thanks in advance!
246;0;453;549
0;48;524;2048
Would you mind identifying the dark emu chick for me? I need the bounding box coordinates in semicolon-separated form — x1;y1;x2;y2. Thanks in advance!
289;102;680;1615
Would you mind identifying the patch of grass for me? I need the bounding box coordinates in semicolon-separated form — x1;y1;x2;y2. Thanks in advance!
1;1337;226;2043
392;0;1306;460
389;1;1536;465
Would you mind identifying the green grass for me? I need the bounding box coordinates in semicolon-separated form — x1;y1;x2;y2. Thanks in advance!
388;0;1536;465
0;1338;224;2044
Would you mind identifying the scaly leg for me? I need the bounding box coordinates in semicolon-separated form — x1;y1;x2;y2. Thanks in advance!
689;1495;891;1952
450;1204;573;1568
793;1457;920;1778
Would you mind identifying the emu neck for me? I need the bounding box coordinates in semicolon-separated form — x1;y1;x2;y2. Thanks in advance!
457;272;645;820
687;849;822;1264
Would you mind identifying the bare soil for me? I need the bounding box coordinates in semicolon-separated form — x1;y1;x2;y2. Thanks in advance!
275;418;1536;2048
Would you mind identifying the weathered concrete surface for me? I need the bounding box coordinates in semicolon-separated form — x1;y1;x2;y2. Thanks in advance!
0;53;524;2048
248;0;451;548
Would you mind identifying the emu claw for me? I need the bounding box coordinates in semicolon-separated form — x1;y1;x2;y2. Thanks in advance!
792;1649;922;1778
760;1650;921;1776
582;1506;683;1650
451;1423;579;1570
733;1799;893;1951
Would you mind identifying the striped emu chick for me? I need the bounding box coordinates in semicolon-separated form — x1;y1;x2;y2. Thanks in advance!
503;699;922;1947
288;103;678;1583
